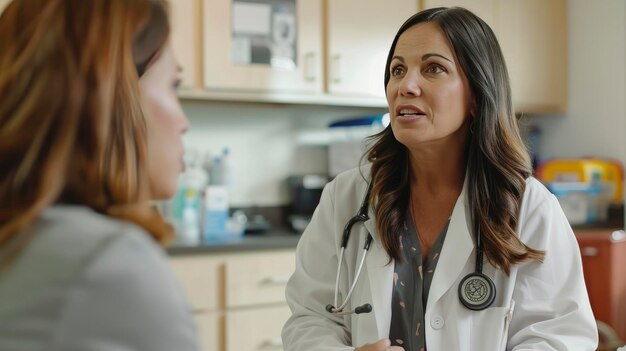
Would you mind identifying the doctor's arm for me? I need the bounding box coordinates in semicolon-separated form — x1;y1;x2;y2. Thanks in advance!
507;195;598;350
282;179;356;351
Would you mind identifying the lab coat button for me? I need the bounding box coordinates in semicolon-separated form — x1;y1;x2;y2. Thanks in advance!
430;316;445;330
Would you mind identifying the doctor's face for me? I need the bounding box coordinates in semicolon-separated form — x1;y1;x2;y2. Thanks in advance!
140;42;189;200
386;22;473;150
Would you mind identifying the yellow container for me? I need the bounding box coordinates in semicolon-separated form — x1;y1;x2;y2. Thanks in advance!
537;158;623;204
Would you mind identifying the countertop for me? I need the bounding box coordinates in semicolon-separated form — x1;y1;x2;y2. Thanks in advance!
166;227;301;255
166;206;624;256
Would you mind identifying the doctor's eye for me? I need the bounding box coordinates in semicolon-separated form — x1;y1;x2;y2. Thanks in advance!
390;65;405;78
425;64;446;75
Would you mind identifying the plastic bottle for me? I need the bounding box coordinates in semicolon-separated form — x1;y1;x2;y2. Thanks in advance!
170;150;208;244
220;148;231;186
203;147;233;241
209;156;223;186
179;188;200;245
203;185;229;241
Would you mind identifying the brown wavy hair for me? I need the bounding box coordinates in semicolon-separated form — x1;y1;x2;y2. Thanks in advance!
366;7;544;274
0;0;173;249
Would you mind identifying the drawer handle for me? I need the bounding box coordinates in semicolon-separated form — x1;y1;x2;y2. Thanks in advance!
260;337;283;349
611;230;626;242
261;276;290;285
582;247;599;257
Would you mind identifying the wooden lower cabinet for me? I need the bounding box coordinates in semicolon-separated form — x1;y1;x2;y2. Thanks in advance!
225;305;291;351
195;312;222;351
170;249;296;351
575;229;626;345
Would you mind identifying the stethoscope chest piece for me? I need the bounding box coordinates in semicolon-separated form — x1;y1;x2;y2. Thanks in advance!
458;272;496;311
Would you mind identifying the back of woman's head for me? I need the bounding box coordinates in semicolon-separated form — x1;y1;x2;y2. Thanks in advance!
0;0;172;246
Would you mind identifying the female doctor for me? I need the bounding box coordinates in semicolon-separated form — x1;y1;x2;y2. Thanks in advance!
282;7;598;351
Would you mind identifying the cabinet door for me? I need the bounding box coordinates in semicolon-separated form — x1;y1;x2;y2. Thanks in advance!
170;255;223;312
195;312;222;351
497;0;567;113
422;0;497;29
576;229;626;343
170;0;203;89
225;305;291;351
203;0;323;94
326;0;418;98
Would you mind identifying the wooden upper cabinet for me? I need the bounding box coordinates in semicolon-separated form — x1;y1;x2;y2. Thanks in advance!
169;0;204;89
325;0;418;98
0;0;11;14
202;0;324;94
497;0;567;113
421;0;568;114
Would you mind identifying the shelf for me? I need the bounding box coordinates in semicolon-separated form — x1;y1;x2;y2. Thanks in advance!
178;88;389;109
296;125;384;146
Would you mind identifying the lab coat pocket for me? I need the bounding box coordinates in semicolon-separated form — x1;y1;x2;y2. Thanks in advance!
470;300;515;351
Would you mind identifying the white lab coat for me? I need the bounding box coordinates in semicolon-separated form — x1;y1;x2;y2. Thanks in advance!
282;167;598;350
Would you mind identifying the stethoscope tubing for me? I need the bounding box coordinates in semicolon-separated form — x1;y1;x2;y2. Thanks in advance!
327;182;495;315
331;247;371;315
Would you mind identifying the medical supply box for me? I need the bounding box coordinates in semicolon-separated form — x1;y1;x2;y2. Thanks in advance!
537;158;623;225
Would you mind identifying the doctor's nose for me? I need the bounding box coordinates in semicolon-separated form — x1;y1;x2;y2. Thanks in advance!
398;71;422;97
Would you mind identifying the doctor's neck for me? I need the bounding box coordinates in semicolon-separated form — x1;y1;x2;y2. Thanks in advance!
407;142;467;195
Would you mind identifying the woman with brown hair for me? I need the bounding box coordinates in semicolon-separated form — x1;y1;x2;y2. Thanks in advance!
0;0;198;349
283;7;597;351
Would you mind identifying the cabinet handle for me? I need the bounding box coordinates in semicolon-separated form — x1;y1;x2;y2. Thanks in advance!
331;54;341;83
611;230;626;242
260;337;283;349
261;276;290;285
582;247;599;257
304;52;316;81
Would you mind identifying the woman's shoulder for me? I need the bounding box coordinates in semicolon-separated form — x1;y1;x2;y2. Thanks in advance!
0;205;164;295
0;205;184;348
34;205;161;263
0;205;164;307
328;164;370;192
323;165;370;208
519;176;560;222
524;176;554;203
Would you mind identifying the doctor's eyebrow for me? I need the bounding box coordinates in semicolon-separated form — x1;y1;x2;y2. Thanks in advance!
391;53;453;64
422;53;453;63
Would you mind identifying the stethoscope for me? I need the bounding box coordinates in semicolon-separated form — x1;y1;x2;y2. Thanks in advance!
325;183;496;316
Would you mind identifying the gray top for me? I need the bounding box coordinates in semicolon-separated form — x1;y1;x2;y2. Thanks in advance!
0;205;199;351
388;211;450;350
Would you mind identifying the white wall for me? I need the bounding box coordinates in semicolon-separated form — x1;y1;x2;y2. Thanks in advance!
529;0;626;166
182;101;384;206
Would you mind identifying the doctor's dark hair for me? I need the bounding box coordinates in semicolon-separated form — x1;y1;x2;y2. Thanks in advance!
0;0;172;249
366;7;544;274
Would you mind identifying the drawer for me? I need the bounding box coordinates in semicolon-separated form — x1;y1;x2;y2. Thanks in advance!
170;255;223;311
225;250;295;307
225;305;291;351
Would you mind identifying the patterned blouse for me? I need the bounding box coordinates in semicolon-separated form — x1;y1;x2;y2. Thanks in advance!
388;210;450;351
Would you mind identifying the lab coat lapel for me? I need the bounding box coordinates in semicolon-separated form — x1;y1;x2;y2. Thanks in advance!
426;181;474;309
363;217;393;340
